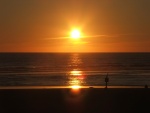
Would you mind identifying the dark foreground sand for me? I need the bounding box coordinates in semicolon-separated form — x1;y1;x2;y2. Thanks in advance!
0;88;150;113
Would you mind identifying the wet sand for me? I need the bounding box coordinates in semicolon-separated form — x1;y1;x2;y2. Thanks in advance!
0;88;150;113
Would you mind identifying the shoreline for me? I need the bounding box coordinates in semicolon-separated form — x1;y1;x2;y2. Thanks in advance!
0;85;148;89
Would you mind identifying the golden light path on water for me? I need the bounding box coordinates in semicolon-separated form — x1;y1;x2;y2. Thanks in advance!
69;70;84;90
67;53;84;90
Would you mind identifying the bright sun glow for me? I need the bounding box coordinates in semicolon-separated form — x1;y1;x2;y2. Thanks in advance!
71;29;80;39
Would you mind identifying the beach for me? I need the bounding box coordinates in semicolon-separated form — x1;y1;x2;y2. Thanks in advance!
0;88;150;113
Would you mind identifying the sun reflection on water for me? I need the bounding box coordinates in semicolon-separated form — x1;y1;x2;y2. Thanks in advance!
70;70;82;76
71;85;81;89
67;54;86;89
68;70;84;87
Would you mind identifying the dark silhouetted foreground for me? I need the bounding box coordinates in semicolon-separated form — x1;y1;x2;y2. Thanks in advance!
0;88;150;113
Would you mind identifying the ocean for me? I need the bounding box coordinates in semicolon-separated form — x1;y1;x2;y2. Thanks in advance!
0;53;150;87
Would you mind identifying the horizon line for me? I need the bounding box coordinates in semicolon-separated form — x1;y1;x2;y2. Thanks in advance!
0;52;150;53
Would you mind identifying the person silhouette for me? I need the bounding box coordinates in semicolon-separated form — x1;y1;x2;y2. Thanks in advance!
145;84;148;89
105;73;109;89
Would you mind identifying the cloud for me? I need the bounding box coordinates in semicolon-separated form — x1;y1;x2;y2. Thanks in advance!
82;33;150;45
42;34;118;40
40;33;150;46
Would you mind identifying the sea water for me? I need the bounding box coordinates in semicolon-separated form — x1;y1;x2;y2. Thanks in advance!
0;53;150;86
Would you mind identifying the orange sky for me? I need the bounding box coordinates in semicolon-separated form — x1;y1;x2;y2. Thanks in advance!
0;0;150;52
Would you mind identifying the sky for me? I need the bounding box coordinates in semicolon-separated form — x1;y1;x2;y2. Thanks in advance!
0;0;150;52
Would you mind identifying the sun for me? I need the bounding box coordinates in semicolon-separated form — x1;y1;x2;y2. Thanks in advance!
70;29;80;39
